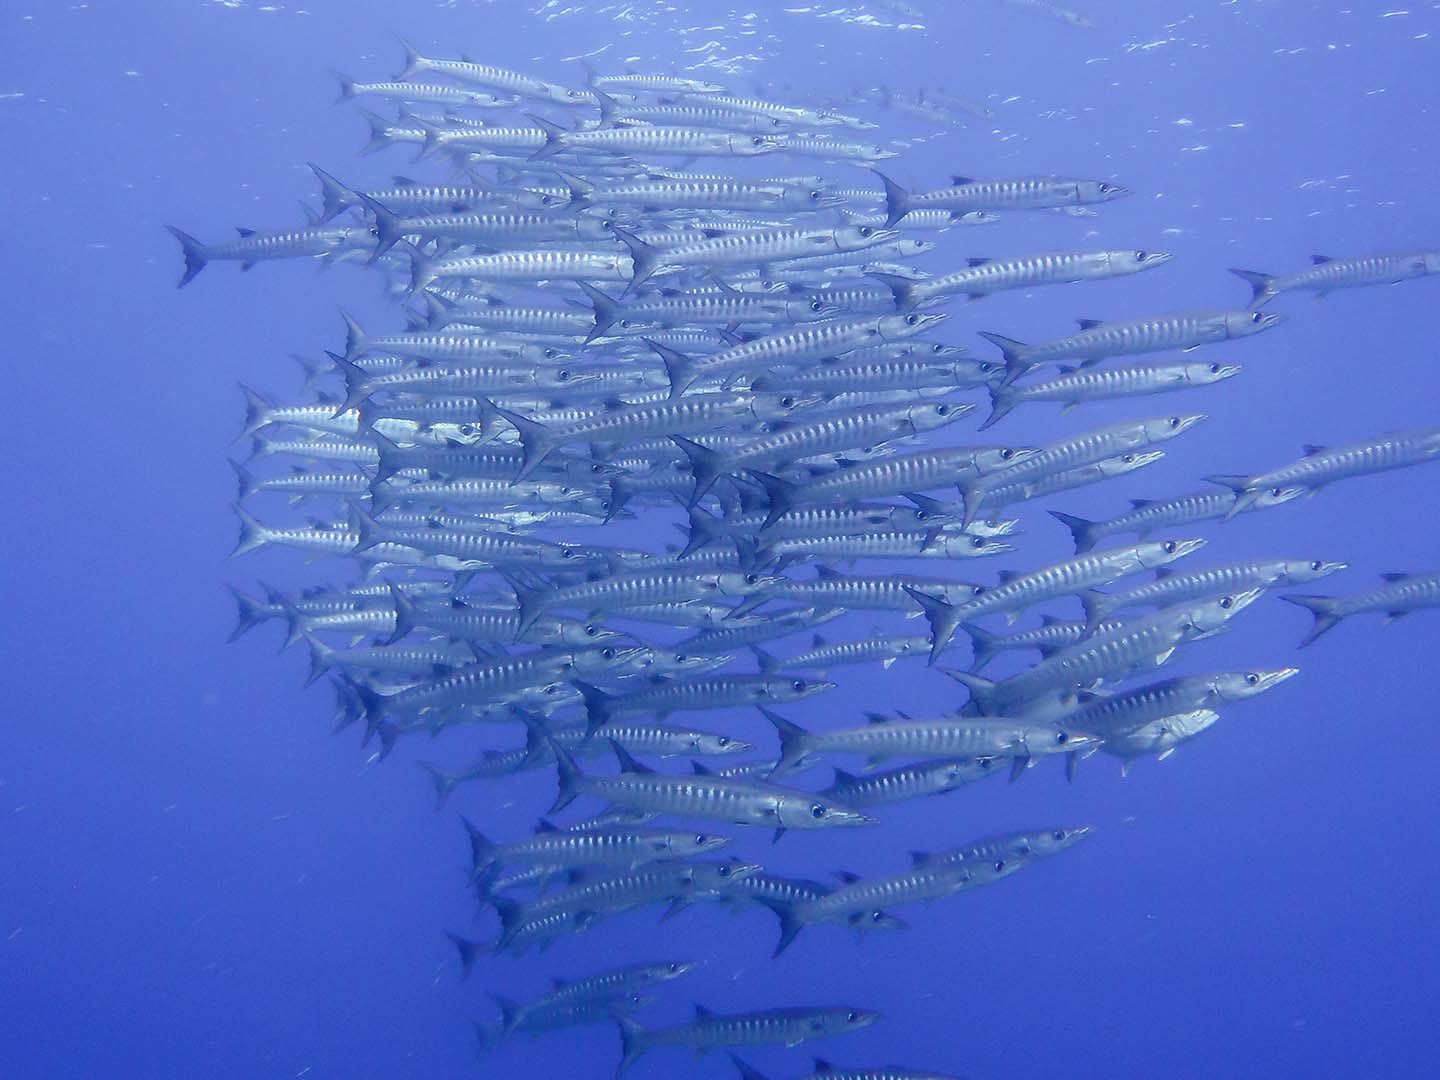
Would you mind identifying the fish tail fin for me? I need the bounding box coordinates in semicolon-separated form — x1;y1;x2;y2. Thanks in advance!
679;503;725;559
613;227;662;297
445;931;484;980
873;170;911;226
1202;475;1259;520
461;815;497;883
358;194;405;262
1278;594;1345;647
746;469;800;530
755;897;805;957
229;504;272;559
487;993;522;1034
417;762;458;812
729;1054;774;1080
356;107;397;155
980;382;1016;430
237;383;275;438
325;350;372;416
977;331;1032;385
577;281;624;342
670;435;726;505
1047;509;1099;554
490;402;555;481
225;584;269;643
572;679;614;737
302;633;335;687
556;169;595;210
339;309;367;359
1080;588;1114;627
941;668;997;713
758;707;811;777
406;243;436;296
230;458;260;502
308;163;354;222
525;112;568;161
867;270;916;311
347;499;386;554
540;722;584;814
645;338;697;397
506;574;550;638
1229;268;1278;309
903;586;963;664
960;620;1001;671
332;70;357;104
165;225;210;288
615;1015;650;1077
385;582;417;645
394;37;426;80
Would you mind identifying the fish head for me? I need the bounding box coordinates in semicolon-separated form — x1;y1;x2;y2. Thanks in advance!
785;296;844;320
1186;359;1243;384
1186;586;1266;634
763;675;837;703
1017;824;1096;858
1208;667;1300;702
731;134;785;156
1423;253;1440;274
789;185;847;210
834;224;901;251
1227;309;1286;337
876;311;948;340
550;85;594;104
571;644;651;677
904;399;975;434
557;619;626;647
1143;413;1206;442
942;533;1014;558
847;908;908;933
972;445;1040;475
666;829;733;859
1034;725;1102;756
655;959;701;980
1282;558;1347;583
1073;179;1130;202
716;570;786;597
954;210;1000;226
643;648;734;677
1250;484;1308;511
1136;536;1207;568
1108;249;1174;274
778;793;875;830
814;1007;883;1034
751;391;824;421
1097;449;1166;477
575;216;620;241
687;730;752;756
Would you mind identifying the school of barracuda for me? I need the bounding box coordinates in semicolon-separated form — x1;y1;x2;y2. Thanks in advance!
181;28;1440;1079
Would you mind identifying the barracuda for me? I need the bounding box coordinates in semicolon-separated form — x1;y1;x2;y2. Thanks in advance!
877;173;1130;226
983;359;1240;429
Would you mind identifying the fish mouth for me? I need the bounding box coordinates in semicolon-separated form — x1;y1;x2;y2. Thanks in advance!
1255;667;1301;691
1142;251;1175;266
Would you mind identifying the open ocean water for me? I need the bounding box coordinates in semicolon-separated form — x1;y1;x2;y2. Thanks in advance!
5;2;1440;1078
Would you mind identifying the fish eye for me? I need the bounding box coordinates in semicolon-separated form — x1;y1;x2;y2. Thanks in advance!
1163;541;1177;553
1269;487;1284;496
591;463;605;472
1219;596;1233;609
859;226;873;238
557;369;571;380
972;585;987;595
1000;448;1014;460
1246;672;1260;685
929;343;944;353
619;318;632;328
584;624;599;636
810;300;824;312
1056;731;1069;744
971;536;985;548
1209;363;1221;374
752;136;765;145
1250;312;1264;324
980;362;995;372
870;911;883;923
791;679;806;691
716;735;728;746
669;961;681;972
915;508;930;520
1122;453;1134;463
745;573;759;585
602;647;616;658
780;396;795;408
810;803;827;819
1052;829;1066;841
846;1010;858;1022
809;190;822;200
904;314;919;325
718;864;731;877
1135;250;1148;259
458;424;477;436
1310;560;1322;570
1100;183;1116;193
1168;416;1180;428
936;404;950;416
994;860;1006;872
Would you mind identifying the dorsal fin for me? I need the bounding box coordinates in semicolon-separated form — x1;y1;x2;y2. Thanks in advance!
815;565;844;581
950;175;976;185
832;870;861;885
1153;567;1174;580
996;570;1019;584
813;1060;835;1073
1302;444;1328;456
1129;498;1155;509
1380;572;1415;582
551;976;568;989
1039;614;1062;626
864;712;890;725
391;175;420;187
831;766;856;785
810;633;827;648
533;818;560;834
691;761;717;777
1076;318;1105;330
966;257;992;267
908;850;932;867
236;226;256;237
1311;254;1334;265
694;1003;715;1019
610;740;653;775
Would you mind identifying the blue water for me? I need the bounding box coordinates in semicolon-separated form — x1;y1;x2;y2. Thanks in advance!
6;2;1440;1077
